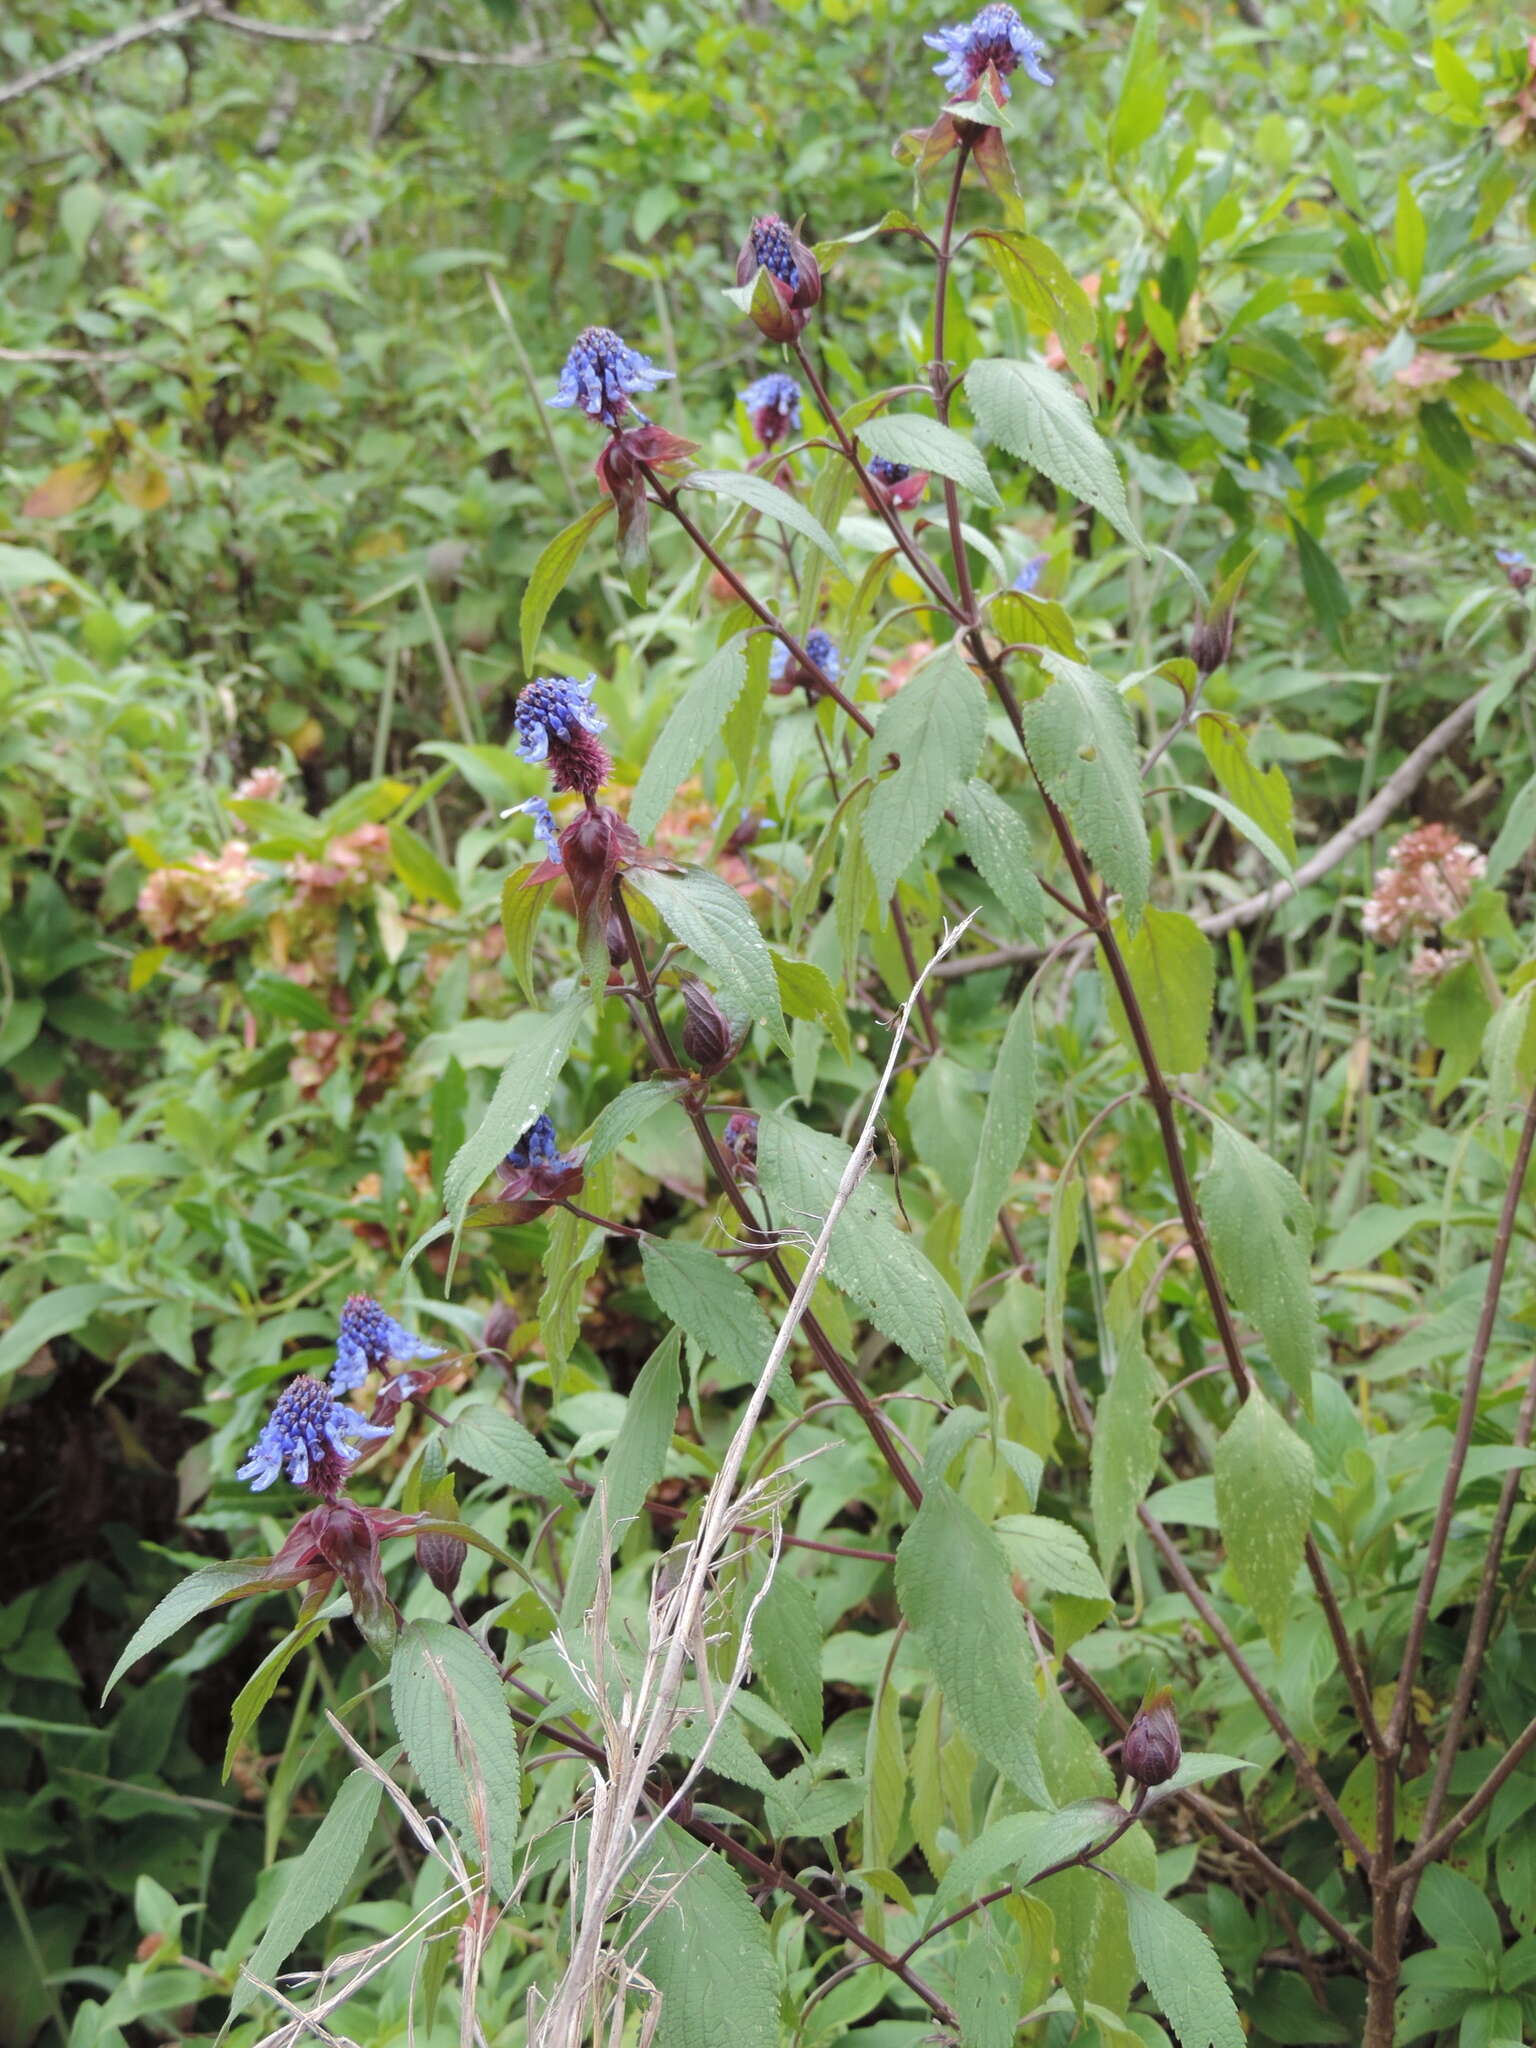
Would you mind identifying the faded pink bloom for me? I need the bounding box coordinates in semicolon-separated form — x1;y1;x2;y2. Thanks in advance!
287;824;392;906
138;840;260;948
1362;824;1486;945
232;766;287;803
1407;944;1470;984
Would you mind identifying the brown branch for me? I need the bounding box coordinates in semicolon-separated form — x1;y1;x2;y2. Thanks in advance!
1389;1709;1536;1885
0;2;210;107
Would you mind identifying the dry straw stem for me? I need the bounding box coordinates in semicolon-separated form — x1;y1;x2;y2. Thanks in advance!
530;911;975;2048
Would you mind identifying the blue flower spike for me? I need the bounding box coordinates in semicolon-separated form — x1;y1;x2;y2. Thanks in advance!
741;372;802;451
513;675;612;799
508;795;563;865
925;4;1053;100
331;1292;443;1396
237;1376;391;1497
549;326;671;429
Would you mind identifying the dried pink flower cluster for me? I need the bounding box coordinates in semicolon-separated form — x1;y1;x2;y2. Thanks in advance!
1362;823;1486;946
232;765;288;803
138;840;260;949
286;824;392;906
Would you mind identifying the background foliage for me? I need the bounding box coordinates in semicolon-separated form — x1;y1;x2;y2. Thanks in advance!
2;1;1536;2045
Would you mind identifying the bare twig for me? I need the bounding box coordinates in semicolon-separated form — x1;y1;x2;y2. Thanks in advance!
0;2;210;107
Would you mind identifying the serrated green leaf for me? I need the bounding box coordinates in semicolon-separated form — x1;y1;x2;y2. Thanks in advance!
683;469;846;572
446;1404;563;1498
994;1513;1111;1602
389;1620;521;1899
223;1610;331;1782
1104;906;1214;1074
581;1077;689;1164
237;1767;383;2011
752;1568;823;1752
977;230;1100;400
858;412;1000;507
442;991;588;1237
626;1824;780;2048
950;777;1048;941
1;1283;118;1385
908;1054;985;1204
958;993;1037;1286
1090;1328;1160;1581
629;636;750;841
1119;1882;1245;2048
103;1560;275;1702
1201;1120;1319;1411
1289;517;1351;648
1212;1388;1314;1654
1484;983;1536;1122
561;1329;681;1627
1024;654;1150;924
640;1237;785;1399
895;1480;1049;1805
1109;0;1168;161
757;1113;976;1387
519;499;612;672
862;645;989;900
932;1800;1122;1924
965;357;1142;549
628;865;787;1053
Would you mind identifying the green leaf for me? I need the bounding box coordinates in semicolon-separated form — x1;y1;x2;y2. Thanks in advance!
244;972;338;1032
1201;1120;1319;1412
0;1282;118;1383
994;1514;1111;1602
223;1609;332;1781
932;1800;1122;1923
1023;654;1150;924
1212;1388;1314;1654
237;1767;383;2011
952;1920;1027;2048
1090;1329;1160;1581
640;1237;783;1398
1109;0;1169;162
1103;907;1214;1074
861;645;989;901
1289;518;1351;649
752;1568;824;1752
895;1480;1049;1805
501;866;558;1005
965;357;1142;550
389;1620;521;1899
977;231;1099;397
908;1054;985;1204
757;1114;976;1388
560;1329;681;1626
1487;766;1536;886
442;990;588;1236
1394;175;1426;293
1195;714;1297;871
629;636;750;842
771;950;853;1063
950;777;1048;941
958;993;1037;1286
626;1824;780;2048
1119;1882;1245;2048
683;469;846;572
857;413;1000;507
627;866;787;1052
103;1560;275;1701
0;541;93;597
388;822;461;910
581;1077;689;1164
445;1404;564;1498
519;499;612;672
1484;983;1536;1122
1415;1864;1503;1966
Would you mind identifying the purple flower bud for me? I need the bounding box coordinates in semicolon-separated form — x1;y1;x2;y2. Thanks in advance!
549;325;671;429
237;1376;391;1499
925;5;1053;101
680;978;738;1075
495;1113;585;1222
868;456;912;485
331;1293;443;1395
768;629;841;695
741;372;802;451
1122;1687;1182;1788
735;215;822;342
1189;608;1235;677
723;1111;758;1183
1496;547;1532;592
416;1528;468;1599
506;1113;570;1172
514;675;612;799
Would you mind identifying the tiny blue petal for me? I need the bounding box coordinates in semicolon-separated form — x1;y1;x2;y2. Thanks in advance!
514;675;606;767
238;1375;392;1493
924;4;1053;99
1012;554;1046;594
331;1294;442;1394
513;796;563;864
1495;548;1527;569
507;1112;575;1172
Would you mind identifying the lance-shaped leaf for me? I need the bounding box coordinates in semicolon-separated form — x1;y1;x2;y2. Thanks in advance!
625;1824;780;2048
950;777;1048;941
1090;1328;1161;1582
858;412;1001;506
1103;906;1214;1074
236;1766;383;2010
1022;654;1150;925
519;499;612;671
965;357;1142;550
629;635;750;841
1118;1881;1246;2048
958;992;1037;1286
389;1619;521;1899
1213;1388;1315;1654
683;468;846;572
628;865;787;1053
442;991;589;1238
895;1481;1049;1805
861;644;989;901
1200;1119;1320;1412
